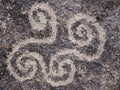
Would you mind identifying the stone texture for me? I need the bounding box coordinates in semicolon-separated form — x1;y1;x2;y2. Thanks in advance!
0;0;120;90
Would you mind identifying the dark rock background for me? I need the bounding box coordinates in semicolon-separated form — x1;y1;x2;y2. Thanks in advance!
0;0;120;90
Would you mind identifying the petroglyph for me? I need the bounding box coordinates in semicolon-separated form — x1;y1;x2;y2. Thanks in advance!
28;3;57;43
67;13;106;61
6;39;46;82
45;49;78;87
7;41;83;87
6;2;107;87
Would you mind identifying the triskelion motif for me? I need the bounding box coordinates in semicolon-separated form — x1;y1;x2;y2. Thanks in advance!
7;2;106;87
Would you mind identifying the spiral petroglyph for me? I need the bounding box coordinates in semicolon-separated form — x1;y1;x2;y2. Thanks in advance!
6;38;81;86
6;39;46;82
28;3;57;43
45;49;78;87
67;13;106;61
6;2;107;87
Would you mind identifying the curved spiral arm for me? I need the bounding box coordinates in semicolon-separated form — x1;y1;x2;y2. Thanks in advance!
6;39;46;82
44;49;82;87
67;13;106;61
28;3;57;44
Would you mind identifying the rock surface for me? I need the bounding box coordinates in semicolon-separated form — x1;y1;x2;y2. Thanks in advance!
0;0;120;90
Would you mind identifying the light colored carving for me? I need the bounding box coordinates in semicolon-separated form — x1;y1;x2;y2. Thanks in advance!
28;3;57;43
7;41;80;86
7;2;107;87
6;39;46;82
45;49;80;87
67;13;106;61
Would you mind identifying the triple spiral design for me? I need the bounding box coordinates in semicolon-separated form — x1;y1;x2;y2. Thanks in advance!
7;3;106;87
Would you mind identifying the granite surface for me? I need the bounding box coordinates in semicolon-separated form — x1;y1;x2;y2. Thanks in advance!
0;0;120;90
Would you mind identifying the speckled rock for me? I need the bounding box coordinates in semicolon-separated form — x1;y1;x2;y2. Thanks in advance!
0;0;120;90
